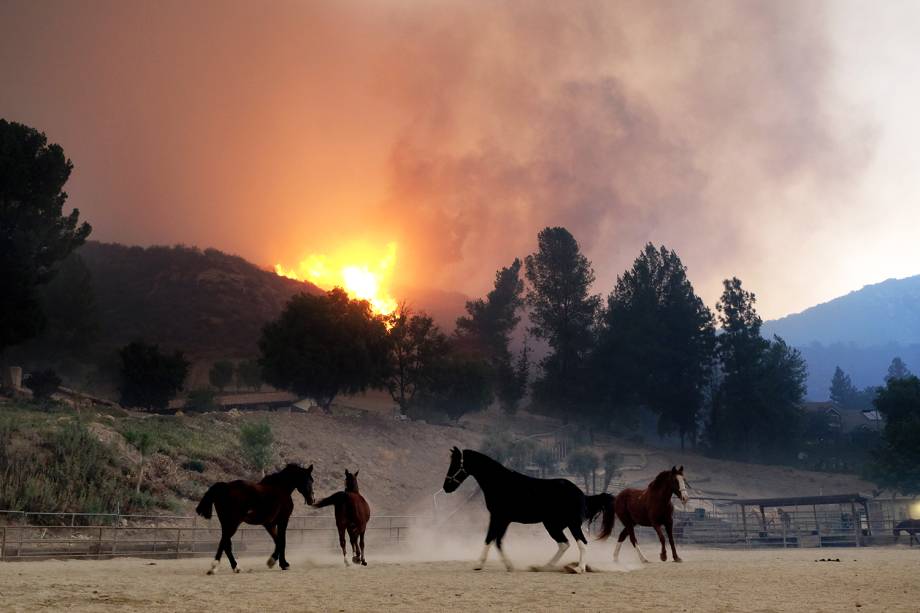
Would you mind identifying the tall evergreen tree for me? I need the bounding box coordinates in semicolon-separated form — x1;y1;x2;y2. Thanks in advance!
829;366;858;408
456;259;526;412
869;375;920;494
706;278;807;462
885;357;912;382
455;258;524;364
524;227;600;418
594;244;715;447
1;120;92;352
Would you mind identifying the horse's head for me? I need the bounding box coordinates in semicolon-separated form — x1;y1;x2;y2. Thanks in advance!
670;465;689;504
442;447;470;493
289;463;315;505
345;469;359;492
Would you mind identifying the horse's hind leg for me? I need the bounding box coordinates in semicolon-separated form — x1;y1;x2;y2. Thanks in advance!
565;524;588;574
207;539;225;574
613;527;628;563
338;524;349;567
349;528;361;565
359;531;367;566
222;526;241;573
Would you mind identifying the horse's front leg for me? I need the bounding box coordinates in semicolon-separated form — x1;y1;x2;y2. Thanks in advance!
264;523;279;568
475;516;509;571
276;516;290;570
653;524;667;561
665;520;682;562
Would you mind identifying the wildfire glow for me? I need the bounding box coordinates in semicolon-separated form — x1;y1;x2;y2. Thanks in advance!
275;242;399;315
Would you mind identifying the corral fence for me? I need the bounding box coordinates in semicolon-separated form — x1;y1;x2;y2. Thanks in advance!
0;511;417;562
665;494;919;549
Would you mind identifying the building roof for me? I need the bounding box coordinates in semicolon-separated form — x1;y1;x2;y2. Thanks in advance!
731;493;869;507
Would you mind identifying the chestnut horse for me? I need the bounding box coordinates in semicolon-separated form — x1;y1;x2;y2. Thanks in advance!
314;469;371;566
612;465;689;563
442;447;615;573
195;463;315;574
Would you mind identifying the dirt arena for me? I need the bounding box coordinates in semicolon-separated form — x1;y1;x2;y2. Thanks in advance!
1;544;917;612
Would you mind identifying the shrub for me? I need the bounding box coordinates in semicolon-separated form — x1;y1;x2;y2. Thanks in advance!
0;418;138;519
566;449;599;493
240;420;274;477
181;459;206;473
185;389;218;413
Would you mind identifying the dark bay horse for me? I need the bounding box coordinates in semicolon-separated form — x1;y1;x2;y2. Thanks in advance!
195;463;314;574
442;447;615;573
612;465;689;563
314;469;372;566
894;519;920;545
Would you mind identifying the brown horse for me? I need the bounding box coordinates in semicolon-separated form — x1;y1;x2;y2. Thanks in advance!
195;463;314;574
612;466;689;563
314;469;371;566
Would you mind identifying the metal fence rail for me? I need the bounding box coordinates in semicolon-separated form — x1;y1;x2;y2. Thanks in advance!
0;513;417;562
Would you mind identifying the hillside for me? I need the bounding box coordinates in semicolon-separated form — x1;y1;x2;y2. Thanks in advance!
763;275;920;346
10;241;322;368
0;398;874;519
763;275;920;398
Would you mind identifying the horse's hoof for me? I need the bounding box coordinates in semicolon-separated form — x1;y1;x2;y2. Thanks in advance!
673;557;683;563
361;561;367;566
352;556;361;564
232;566;241;574
473;565;483;571
280;564;290;571
267;557;276;568
206;569;216;576
207;560;219;575
641;559;651;564
660;553;667;561
563;563;583;574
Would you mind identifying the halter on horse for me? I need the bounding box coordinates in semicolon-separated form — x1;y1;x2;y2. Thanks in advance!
442;447;615;573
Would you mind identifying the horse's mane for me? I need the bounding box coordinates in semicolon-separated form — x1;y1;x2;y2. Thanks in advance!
648;470;672;490
464;449;514;474
260;463;301;486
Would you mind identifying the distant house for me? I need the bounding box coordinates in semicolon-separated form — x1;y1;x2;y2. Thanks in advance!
802;401;842;431
840;408;883;433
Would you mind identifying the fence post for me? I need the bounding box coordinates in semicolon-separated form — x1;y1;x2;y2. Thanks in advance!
97;527;103;560
112;509;119;556
851;502;860;547
176;528;182;559
812;505;821;548
1;526;6;562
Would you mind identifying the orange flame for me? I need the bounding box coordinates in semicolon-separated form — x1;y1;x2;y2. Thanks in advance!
275;242;398;315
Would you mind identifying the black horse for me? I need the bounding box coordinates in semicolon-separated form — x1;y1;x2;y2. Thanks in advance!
196;463;314;574
442;447;615;573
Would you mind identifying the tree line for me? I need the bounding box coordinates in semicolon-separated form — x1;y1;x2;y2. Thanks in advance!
4;118;920;494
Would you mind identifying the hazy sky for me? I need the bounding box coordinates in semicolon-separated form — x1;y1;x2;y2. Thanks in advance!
2;0;918;319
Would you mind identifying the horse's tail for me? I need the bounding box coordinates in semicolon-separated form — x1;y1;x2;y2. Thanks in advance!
195;482;227;520
312;491;347;510
586;492;616;540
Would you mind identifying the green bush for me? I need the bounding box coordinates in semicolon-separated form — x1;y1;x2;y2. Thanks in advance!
185;388;218;413
0;418;140;520
240;420;274;476
182;459;206;473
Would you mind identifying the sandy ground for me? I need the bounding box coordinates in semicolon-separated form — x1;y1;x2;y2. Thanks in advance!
1;545;918;612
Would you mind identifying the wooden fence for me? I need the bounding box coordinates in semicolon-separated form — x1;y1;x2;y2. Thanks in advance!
0;513;416;562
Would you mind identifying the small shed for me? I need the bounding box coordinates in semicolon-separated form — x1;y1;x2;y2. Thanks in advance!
730;493;871;546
